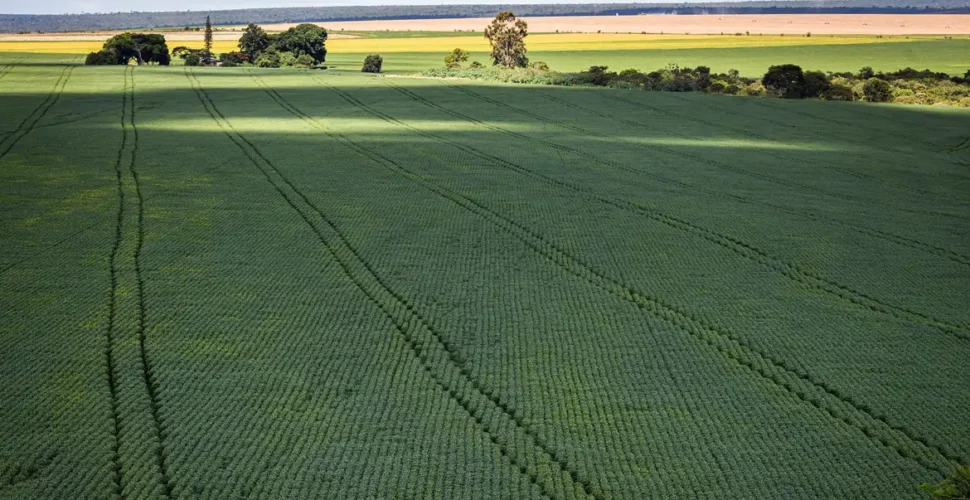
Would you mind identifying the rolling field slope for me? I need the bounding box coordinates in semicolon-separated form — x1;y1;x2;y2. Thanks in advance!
1;55;969;498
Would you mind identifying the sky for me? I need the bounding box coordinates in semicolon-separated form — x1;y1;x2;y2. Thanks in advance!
2;0;713;16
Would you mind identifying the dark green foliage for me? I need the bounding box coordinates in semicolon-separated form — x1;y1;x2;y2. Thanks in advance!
529;61;550;71
863;77;893;102
238;23;270;61
95;32;170;65
485;11;528;68
292;54;316;68
762;64;806;98
218;51;248;67
362;53;383;73
444;48;469;68
859;66;875;79
469;61;484;69
84;50;115;65
255;49;280;68
802;70;832;98
921;466;970;499
821;83;854;101
183;53;203;66
274;23;328;63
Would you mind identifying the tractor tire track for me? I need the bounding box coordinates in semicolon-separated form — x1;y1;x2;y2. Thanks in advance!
403;82;970;266
105;67;173;500
0;66;73;161
0;57;27;80
127;69;174;500
103;65;129;500
190;69;596;500
307;76;963;475
381;79;970;339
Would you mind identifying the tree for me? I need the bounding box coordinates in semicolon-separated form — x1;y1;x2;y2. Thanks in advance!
444;48;468;68
203;15;213;62
858;66;875;79
84;50;115;65
762;64;806;98
802;70;831;98
255;49;280;68
362;54;383;73
484;11;528;68
238;23;270;61
93;32;170;65
863;77;892;102
274;23;328;63
184;52;203;66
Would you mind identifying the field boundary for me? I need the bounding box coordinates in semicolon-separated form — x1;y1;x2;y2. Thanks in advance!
187;67;600;500
304;75;965;474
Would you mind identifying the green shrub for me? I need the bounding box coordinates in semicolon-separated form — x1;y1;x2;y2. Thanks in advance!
362;54;383;73
821;84;854;101
529;61;549;71
293;54;316;68
183;53;203;67
255;51;279;68
762;64;806;98
863;77;892;102
278;51;297;67
84;50;116;65
745;82;767;96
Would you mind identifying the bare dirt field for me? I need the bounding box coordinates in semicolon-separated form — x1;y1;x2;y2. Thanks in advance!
279;14;970;35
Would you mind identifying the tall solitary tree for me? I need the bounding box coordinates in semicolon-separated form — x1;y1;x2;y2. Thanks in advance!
484;12;528;69
203;15;213;63
238;23;270;61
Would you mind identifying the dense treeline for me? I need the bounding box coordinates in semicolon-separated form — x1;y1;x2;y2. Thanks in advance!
424;63;970;106
3;1;970;33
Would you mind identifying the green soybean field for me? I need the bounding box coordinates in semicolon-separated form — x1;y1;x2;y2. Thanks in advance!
2;54;969;499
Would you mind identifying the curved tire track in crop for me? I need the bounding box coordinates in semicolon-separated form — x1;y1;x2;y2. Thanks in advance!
0;66;73;161
0;57;27;80
104;67;173;500
304;76;963;475
188;69;596;500
412;82;970;267
382;80;970;339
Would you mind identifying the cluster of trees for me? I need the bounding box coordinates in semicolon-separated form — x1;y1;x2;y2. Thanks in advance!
425;61;970;106
85;32;170;65
232;22;327;68
5;1;970;33
759;64;970;103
